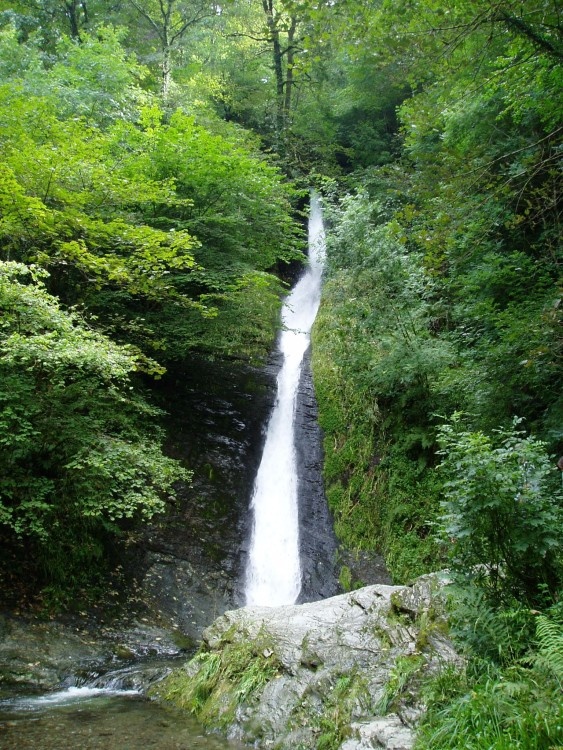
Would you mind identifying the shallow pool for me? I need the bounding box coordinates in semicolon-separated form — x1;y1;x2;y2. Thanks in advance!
0;689;243;750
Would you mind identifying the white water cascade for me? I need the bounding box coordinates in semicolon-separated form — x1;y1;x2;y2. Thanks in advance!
245;194;326;607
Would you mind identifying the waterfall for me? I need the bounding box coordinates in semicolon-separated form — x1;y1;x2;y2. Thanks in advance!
245;194;326;607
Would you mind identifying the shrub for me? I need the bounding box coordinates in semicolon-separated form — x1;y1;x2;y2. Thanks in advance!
437;416;563;606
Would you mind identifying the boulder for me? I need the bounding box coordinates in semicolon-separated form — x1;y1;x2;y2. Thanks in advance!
157;573;461;749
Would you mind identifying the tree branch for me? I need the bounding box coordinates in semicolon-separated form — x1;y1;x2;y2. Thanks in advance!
496;11;563;59
127;0;166;42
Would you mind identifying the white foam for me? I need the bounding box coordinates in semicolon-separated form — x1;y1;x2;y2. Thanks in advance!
2;685;140;712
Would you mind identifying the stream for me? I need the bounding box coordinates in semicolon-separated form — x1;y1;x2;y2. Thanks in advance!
0;689;243;749
0;653;246;748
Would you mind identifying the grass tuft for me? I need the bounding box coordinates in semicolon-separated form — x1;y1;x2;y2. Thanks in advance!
151;634;282;730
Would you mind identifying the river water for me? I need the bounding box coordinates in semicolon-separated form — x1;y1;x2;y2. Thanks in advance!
245;195;326;606
0;689;243;749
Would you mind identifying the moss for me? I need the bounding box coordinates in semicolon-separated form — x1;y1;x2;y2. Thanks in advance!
389;584;449;652
413;607;450;651
170;630;198;652
373;623;393;649
311;293;444;583
150;633;282;730
338;565;353;592
375;654;425;715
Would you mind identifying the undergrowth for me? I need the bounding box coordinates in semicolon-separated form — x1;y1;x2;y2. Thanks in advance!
151;632;282;729
415;600;563;749
375;653;425;715
311;303;443;584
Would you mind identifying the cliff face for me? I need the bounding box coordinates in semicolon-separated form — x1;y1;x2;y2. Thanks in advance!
155;573;461;750
294;348;340;604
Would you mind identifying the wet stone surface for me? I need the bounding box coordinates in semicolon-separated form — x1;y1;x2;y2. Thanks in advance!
295;348;340;602
0;348;389;696
0;350;344;695
137;348;343;635
0;356;281;696
134;355;282;636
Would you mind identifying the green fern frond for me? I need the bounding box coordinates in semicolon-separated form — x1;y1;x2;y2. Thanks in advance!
535;615;563;677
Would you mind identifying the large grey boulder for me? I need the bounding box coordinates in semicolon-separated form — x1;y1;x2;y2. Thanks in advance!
159;573;460;749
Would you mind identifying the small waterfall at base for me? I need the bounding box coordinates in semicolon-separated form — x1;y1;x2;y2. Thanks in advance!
245;194;326;607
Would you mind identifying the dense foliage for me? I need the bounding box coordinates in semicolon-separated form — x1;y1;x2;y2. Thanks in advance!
0;0;561;742
0;261;189;603
308;1;562;746
313;0;561;567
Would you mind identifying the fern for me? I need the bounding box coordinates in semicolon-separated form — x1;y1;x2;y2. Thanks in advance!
533;615;563;678
447;586;534;666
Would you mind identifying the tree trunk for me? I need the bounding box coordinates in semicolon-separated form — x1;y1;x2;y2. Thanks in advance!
64;0;81;39
283;16;297;125
262;0;285;141
162;42;172;100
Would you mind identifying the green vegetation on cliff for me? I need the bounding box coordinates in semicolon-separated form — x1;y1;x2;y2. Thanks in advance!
0;13;304;606
0;1;561;743
152;633;282;730
310;0;562;583
308;1;562;745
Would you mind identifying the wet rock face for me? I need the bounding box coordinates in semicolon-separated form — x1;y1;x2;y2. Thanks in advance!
134;355;280;636
0;617;110;690
0;350;343;693
0;616;181;691
295;349;339;602
296;349;390;596
134;350;339;636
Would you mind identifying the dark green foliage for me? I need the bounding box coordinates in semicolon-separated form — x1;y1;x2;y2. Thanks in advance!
437;418;563;605
311;6;561;743
416;602;563;750
312;192;447;581
312;0;561;584
0;9;306;607
418;665;563;749
0;262;189;601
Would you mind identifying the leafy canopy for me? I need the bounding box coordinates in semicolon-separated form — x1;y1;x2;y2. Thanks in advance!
0;261;189;543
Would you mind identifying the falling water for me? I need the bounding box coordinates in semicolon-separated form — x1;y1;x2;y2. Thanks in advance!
245;194;326;607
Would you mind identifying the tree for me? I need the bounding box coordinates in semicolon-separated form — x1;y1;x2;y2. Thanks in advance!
193;0;307;151
0;261;189;597
438;418;562;605
0;28;304;362
0;17;304;605
309;0;561;590
259;0;298;141
126;0;220;98
61;0;89;38
2;0;98;41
